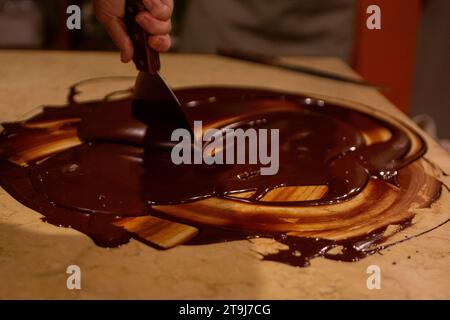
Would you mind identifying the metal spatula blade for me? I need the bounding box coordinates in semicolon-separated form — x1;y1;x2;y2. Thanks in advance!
125;0;192;148
133;71;180;103
131;72;193;148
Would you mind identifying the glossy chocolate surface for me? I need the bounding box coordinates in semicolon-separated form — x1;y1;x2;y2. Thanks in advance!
0;84;439;267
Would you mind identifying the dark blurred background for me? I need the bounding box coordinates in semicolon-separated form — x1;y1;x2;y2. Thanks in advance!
0;0;448;143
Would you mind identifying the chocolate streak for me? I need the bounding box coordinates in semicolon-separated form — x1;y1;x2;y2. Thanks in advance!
0;83;440;267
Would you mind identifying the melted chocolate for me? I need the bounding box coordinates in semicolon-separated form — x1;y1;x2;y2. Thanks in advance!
0;82;441;267
33;87;423;209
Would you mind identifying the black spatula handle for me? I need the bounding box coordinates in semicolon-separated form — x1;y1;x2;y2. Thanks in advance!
124;0;161;73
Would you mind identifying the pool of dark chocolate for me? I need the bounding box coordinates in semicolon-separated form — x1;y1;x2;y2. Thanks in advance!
0;84;438;267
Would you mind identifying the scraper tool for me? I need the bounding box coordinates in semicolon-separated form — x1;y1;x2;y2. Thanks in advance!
125;0;192;148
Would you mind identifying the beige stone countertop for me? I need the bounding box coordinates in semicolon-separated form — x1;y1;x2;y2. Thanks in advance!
0;50;449;299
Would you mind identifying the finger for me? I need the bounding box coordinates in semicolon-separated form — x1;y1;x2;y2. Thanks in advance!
148;34;172;52
142;0;174;21
98;16;134;63
136;11;172;35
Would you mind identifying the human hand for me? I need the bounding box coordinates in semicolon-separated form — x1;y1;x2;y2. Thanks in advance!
93;0;174;63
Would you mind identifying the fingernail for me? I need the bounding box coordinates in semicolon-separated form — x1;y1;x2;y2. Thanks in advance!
143;0;152;11
120;51;127;63
136;14;149;25
154;37;162;46
135;15;144;25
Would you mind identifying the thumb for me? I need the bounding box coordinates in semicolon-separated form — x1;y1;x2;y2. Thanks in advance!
100;17;134;63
